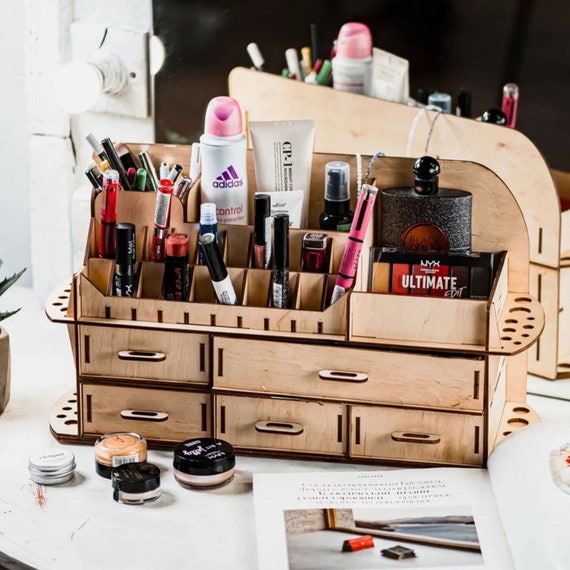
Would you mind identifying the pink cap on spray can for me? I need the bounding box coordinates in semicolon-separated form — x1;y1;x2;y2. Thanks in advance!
204;96;243;137
335;23;372;59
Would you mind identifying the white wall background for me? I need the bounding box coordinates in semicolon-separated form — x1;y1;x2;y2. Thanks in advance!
24;0;154;302
0;2;32;286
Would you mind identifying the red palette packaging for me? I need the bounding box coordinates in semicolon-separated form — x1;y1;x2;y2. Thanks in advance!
368;247;496;299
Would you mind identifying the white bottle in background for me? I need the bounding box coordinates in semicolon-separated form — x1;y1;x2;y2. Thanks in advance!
332;22;373;96
200;96;248;224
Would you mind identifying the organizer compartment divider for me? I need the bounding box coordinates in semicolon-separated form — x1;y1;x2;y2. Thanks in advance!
46;145;544;466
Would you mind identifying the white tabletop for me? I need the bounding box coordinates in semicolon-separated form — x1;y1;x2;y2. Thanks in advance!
1;286;569;569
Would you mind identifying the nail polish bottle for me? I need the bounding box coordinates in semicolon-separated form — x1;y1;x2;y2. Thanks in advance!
319;161;353;232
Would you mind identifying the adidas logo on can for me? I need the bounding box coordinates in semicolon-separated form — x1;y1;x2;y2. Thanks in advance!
213;165;244;189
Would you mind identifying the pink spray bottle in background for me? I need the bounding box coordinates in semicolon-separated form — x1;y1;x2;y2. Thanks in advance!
332;22;373;96
200;96;249;224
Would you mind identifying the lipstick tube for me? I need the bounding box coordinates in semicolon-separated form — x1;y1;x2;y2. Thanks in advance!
150;179;174;262
501;83;519;128
272;213;289;308
253;193;271;269
99;169;119;259
342;535;374;552
199;233;237;305
162;233;190;300
113;223;137;297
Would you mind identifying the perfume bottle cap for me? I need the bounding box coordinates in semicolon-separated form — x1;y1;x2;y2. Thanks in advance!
413;156;440;195
200;202;217;226
325;161;350;202
481;108;507;126
204;96;243;137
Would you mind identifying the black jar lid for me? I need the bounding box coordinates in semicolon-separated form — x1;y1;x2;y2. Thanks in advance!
111;461;161;494
173;438;235;476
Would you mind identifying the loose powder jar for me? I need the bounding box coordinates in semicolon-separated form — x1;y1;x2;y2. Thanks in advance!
28;449;76;485
94;432;147;479
111;462;161;505
173;437;236;490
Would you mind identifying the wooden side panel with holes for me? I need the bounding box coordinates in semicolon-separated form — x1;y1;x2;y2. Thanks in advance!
215;395;346;456
213;336;485;411
78;325;209;384
349;405;484;466
81;384;211;442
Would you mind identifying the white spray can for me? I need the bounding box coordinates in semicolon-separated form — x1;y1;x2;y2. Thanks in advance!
332;22;373;96
200;96;248;224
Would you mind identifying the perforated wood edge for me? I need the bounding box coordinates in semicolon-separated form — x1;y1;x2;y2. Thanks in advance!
492;401;541;449
49;389;81;443
45;279;74;323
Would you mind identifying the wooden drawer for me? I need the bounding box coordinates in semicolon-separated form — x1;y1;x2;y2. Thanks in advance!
215;394;346;457
213;337;485;411
81;383;210;443
78;325;209;384
349;405;484;466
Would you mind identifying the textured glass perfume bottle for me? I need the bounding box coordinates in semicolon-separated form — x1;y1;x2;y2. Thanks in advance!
380;156;472;253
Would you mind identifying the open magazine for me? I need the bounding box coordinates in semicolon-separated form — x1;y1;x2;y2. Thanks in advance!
253;422;570;570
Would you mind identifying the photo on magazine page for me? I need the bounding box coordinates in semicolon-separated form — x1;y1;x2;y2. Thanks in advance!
284;505;483;569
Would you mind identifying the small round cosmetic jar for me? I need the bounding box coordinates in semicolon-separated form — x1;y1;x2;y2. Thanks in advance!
111;462;161;505
28;449;76;485
173;437;236;490
94;432;147;479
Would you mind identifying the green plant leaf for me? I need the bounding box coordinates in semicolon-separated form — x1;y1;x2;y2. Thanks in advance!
0;268;26;297
0;308;21;322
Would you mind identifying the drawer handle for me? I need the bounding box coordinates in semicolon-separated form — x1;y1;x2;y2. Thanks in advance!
318;370;368;383
120;409;169;422
391;431;441;445
118;350;166;362
255;421;304;435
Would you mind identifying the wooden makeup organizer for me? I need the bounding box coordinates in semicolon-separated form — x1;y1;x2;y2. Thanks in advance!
46;139;544;468
229;66;569;380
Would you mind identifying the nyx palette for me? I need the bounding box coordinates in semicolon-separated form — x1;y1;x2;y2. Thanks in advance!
369;247;496;299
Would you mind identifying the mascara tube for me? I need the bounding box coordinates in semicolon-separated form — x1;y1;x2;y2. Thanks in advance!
272;213;289;308
199;233;237;305
113;223;137;297
253;194;271;269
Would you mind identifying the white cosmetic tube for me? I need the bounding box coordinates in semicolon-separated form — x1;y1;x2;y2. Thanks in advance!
249;119;315;228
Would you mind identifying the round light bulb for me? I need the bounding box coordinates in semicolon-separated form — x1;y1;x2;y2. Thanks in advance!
150;35;166;76
52;62;102;114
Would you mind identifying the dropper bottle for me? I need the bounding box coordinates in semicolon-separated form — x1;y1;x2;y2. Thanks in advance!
319;161;353;232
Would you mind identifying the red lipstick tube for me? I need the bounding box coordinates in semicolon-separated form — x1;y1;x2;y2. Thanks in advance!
151;179;174;262
99;169;119;259
342;535;374;552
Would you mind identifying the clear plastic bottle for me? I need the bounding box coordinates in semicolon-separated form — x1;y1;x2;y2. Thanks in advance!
200;96;248;224
332;23;373;96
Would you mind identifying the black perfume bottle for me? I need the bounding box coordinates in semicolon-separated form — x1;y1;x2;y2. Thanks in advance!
381;156;472;253
319;161;353;232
